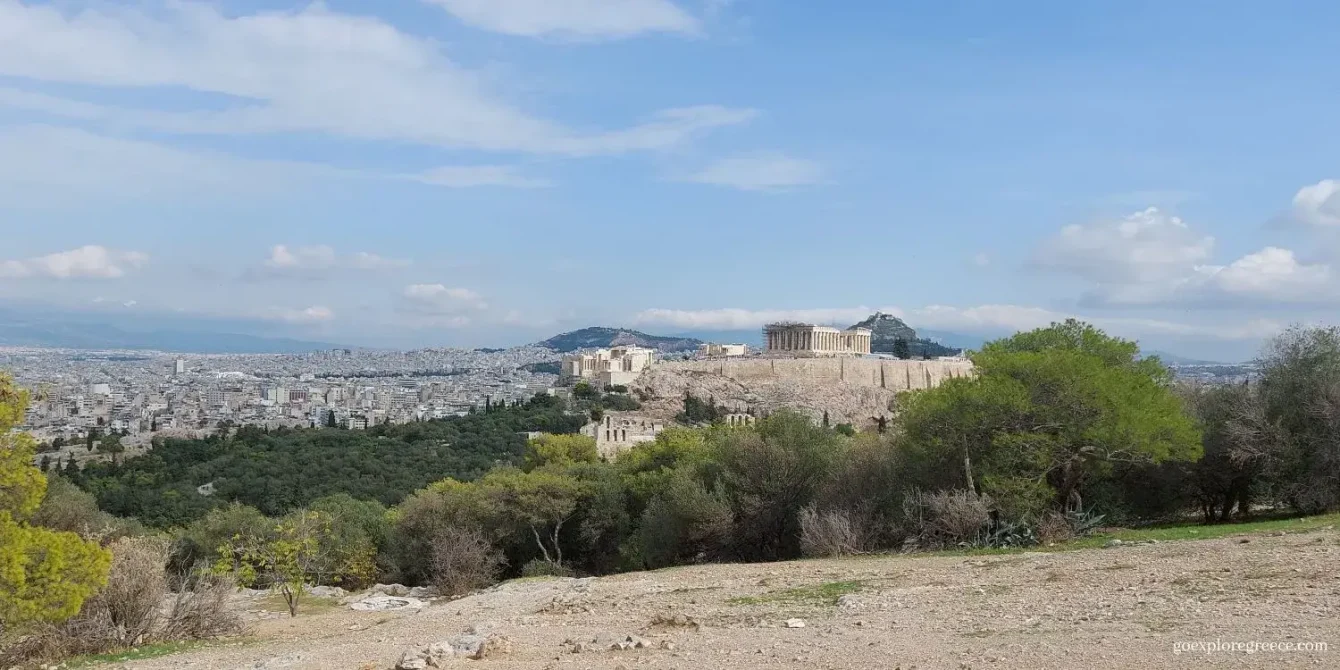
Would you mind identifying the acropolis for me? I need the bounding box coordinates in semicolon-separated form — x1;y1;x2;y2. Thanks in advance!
763;323;872;356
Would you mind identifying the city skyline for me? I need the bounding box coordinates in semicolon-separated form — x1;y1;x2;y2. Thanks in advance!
3;1;1340;361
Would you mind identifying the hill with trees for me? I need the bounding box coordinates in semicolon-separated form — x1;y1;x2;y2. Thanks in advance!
849;312;962;358
66;395;585;528
537;327;703;353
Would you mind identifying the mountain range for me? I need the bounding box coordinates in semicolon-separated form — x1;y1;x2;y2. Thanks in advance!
0;305;338;354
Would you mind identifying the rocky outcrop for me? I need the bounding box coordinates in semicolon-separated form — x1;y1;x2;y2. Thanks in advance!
850;312;918;350
631;358;973;429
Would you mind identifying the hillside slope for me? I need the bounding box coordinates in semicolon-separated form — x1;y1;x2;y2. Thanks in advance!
538;327;703;353
117;527;1339;670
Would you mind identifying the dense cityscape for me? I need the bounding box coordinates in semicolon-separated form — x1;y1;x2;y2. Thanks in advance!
5;345;562;448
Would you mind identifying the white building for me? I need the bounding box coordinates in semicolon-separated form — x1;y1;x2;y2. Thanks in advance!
697;343;747;358
561;346;656;387
763;323;872;357
582;414;665;458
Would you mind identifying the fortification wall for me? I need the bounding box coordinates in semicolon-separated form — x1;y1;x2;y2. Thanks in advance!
661;357;973;392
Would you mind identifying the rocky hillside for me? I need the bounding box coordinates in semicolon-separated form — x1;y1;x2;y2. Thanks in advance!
632;365;896;428
115;528;1340;670
850;311;917;348
850;312;962;358
538;327;703;353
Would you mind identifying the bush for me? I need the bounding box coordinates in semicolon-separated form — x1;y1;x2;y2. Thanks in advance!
85;536;172;647
520;558;575;578
798;506;872;557
32;476;144;541
429;527;504;597
162;570;242;641
901;489;992;549
633;471;732;569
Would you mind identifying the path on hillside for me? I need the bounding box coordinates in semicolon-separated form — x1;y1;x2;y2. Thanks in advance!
116;529;1339;670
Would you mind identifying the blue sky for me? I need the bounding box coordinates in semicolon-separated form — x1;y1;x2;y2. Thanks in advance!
2;0;1339;360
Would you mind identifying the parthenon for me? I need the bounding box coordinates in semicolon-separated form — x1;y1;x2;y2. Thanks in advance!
763;323;872;356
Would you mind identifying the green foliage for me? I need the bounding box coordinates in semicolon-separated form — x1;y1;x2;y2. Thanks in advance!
32;476;144;541
76;395;584;527
524;434;598;471
677;393;726;425
0;375;111;633
1257;326;1340;512
712;410;839;560
212;511;333;617
901;320;1201;513
892;338;911;360
572;381;599;400
632;470;732;568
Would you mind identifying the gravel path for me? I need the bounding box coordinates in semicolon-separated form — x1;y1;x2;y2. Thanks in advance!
116;528;1340;669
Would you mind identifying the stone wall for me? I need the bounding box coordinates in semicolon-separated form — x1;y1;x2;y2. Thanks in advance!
659;357;974;391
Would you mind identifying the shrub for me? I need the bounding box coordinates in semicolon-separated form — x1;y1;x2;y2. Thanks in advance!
429;526;504;597
633;472;732;569
798;506;871;557
84;536;172;647
32;476;144;541
520;558;575;578
162;570;242;641
901;489;992;549
1036;511;1074;545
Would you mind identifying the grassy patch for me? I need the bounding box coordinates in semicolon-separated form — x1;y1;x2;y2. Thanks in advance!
1067;513;1340;549
729;580;865;606
66;641;210;668
257;593;341;616
915;512;1340;559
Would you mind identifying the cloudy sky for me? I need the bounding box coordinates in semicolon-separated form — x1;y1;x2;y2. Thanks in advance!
2;0;1338;360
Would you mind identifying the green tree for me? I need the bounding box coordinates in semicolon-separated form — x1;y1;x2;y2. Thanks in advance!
892;337;912;360
899;320;1201;516
0;375;111;634
1255;326;1340;511
214;511;333;617
524;434;598;471
478;468;585;567
325;411;338;429
712;410;838;560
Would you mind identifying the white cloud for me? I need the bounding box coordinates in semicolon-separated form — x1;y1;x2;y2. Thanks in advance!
410;166;551;189
1289;179;1340;228
681;154;825;191
1036;207;1214;283
634;306;892;330
0;124;346;201
271;305;335;324
971;252;991;268
257;245;410;278
402;284;489;314
1193;247;1334;302
634;303;1282;343
424;0;700;39
0;2;750;155
1035;205;1338;306
0;245;148;279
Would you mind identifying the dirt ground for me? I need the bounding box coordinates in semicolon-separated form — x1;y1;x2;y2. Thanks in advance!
112;528;1340;670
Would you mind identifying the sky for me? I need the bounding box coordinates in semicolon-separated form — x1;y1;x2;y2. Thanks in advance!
2;0;1339;361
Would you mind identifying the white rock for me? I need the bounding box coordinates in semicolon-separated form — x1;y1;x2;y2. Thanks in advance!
785;618;806;628
395;650;428;670
349;595;426;612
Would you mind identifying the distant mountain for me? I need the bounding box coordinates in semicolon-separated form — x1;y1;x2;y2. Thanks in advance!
918;329;988;351
537;327;704;353
848;312;962;358
668;329;763;346
0;305;339;353
851;312;918;350
1143;350;1230;366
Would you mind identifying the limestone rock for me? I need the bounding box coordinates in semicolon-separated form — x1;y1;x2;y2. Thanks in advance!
785;618;806;629
395;649;428;670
